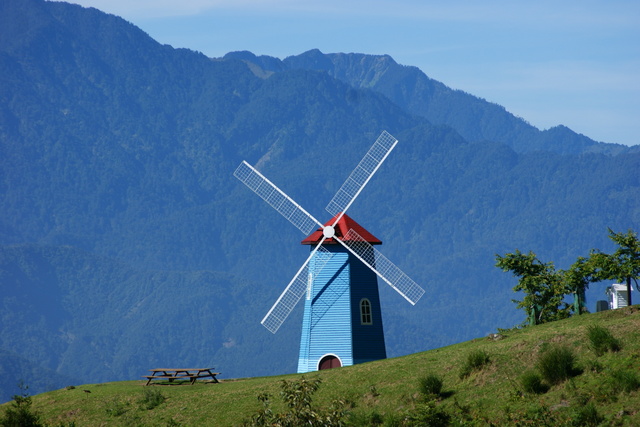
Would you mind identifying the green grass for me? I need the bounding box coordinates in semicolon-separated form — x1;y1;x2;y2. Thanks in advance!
609;368;640;394
5;306;640;426
587;324;622;356
418;374;444;397
536;345;579;385
458;349;491;379
519;370;548;394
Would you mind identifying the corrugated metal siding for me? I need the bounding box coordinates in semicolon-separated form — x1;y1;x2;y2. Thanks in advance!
297;244;387;372
349;249;387;364
298;246;353;372
297;298;312;372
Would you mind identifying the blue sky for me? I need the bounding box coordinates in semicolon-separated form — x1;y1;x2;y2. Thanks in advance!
69;0;639;146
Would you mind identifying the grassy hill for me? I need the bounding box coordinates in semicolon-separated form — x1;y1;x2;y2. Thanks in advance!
4;306;639;426
3;0;640;396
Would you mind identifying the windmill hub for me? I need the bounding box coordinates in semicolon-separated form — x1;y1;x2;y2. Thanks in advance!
323;225;335;239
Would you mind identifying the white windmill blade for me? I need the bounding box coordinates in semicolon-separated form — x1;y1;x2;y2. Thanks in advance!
261;241;334;334
234;161;324;235
337;228;425;305
326;130;398;224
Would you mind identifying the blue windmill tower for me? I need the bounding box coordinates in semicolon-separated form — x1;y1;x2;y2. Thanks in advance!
234;131;425;372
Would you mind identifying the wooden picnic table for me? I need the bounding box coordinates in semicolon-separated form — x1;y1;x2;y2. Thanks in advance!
143;368;220;386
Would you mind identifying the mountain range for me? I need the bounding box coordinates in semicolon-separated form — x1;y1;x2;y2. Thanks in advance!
1;0;638;402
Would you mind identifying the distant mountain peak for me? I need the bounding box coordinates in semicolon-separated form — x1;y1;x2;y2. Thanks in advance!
232;49;630;155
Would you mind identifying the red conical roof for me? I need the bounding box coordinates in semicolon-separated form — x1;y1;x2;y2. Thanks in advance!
301;213;382;245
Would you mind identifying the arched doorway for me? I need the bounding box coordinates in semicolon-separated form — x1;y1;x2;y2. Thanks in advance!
318;355;342;370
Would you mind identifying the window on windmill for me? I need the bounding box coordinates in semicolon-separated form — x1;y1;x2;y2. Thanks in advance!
360;299;372;325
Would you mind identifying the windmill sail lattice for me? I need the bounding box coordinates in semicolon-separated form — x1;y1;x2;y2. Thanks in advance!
325;130;398;218
234;130;425;336
340;229;425;305
261;244;334;333
234;161;322;235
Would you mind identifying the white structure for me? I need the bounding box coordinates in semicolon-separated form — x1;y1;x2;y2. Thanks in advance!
607;284;632;309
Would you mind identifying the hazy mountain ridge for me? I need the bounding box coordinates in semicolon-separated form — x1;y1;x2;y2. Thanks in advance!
1;0;638;401
225;49;632;155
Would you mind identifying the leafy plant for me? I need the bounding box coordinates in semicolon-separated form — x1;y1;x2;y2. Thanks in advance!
590;229;640;306
403;399;450;427
418;374;444;397
563;256;597;315
459;349;490;379
586;324;621;356
244;376;347;426
247;393;273;427
536;345;579;385
496;250;570;326
0;384;43;427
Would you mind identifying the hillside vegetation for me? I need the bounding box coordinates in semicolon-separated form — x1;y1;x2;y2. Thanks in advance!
6;306;639;426
2;0;640;401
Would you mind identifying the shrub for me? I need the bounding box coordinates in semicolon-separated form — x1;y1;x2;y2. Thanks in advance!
459;349;490;379
0;393;43;427
404;399;451;427
419;374;444;397
520;370;548;394
244;377;347;426
587;325;622;356
536;345;579;385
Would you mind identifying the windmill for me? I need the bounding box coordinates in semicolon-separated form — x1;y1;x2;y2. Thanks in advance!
234;130;424;372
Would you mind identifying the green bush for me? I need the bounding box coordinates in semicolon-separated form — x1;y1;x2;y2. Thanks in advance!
536;345;579;385
244;377;347;426
404;400;451;426
587;325;622;356
0;393;43;427
519;370;548;394
459;349;490;379
419;374;444;397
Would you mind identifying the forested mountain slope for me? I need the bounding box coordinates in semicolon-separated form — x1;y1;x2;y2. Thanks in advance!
226;49;633;155
1;0;638;401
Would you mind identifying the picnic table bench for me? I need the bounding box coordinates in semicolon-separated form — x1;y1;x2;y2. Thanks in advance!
143;368;220;386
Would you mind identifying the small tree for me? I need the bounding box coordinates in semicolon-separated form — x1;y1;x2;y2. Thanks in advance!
496;250;569;326
591;228;640;306
0;384;43;427
245;377;346;427
562;256;596;315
